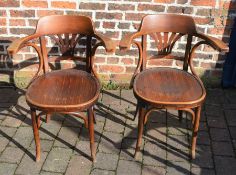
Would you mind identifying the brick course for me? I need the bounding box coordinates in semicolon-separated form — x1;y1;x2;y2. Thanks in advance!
0;0;233;85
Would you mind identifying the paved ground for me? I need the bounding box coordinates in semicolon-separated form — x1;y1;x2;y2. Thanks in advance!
0;87;235;175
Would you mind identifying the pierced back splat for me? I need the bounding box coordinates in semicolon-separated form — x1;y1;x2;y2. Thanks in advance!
49;34;84;56
150;32;184;55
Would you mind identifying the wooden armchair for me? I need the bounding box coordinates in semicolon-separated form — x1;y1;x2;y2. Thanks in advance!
119;14;228;159
7;15;115;162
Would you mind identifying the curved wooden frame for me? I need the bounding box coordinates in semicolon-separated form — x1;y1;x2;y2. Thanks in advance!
120;14;229;159
7;15;116;162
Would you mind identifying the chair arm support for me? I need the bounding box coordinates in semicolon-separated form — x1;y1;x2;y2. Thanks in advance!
194;32;229;53
119;32;142;50
94;32;117;53
7;34;40;56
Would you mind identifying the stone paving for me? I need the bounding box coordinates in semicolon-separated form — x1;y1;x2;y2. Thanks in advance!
0;87;235;175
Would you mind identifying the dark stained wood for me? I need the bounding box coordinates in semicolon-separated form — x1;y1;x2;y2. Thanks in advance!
134;106;145;159
26;69;100;112
133;68;205;107
120;14;229;159
31;108;40;162
88;107;95;161
7;15;116;162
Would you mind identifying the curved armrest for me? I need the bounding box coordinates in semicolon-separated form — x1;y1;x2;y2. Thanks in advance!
119;32;142;50
194;32;229;52
7;34;40;56
94;32;117;53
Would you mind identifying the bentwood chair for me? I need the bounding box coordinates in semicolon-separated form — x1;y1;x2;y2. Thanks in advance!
7;15;115;162
119;14;228;159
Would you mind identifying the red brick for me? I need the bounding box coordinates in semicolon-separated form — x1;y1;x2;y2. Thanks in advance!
148;59;173;67
212;9;227;18
9;19;26;26
220;1;236;10
99;65;124;73
208;27;230;36
10;28;35;35
37;10;63;17
96;12;123;20
125;13;147;21
124;0;151;1
0;0;19;7
177;0;188;4
126;66;136;73
191;0;215;7
194;17;213;25
167;6;183;13
0;28;7;34
203;45;216;52
79;2;105;10
118;22;130;29
108;4;135;11
103;31;119;38
103;22;116;29
0;18;6;26
183;7;193;14
94;57;106;63
107;57;119;64
121;58;134;65
196;9;211;16
138;4;165;12
154;0;174;3
28;19;38;27
200;62;216;69
51;1;76;9
22;0;48;8
65;11;92;18
10;10;35;18
0;10;7;17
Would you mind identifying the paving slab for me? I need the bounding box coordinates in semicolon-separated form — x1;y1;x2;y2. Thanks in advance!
0;88;235;174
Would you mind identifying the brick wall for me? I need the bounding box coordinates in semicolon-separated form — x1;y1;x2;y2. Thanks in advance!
0;0;234;87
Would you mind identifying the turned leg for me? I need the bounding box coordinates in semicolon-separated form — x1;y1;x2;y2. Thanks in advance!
31;108;41;162
36;114;41;128
178;110;183;121
191;106;201;159
92;106;96;124
46;113;51;123
88;107;95;162
133;101;140;121
134;106;145;159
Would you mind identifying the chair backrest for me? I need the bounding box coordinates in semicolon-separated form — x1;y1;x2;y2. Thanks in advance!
35;15;95;35
35;15;96;73
138;14;197;71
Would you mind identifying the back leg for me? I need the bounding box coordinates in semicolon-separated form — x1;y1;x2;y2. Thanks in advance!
31;108;41;162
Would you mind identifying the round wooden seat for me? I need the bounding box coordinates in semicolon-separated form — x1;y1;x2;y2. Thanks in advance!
26;69;100;112
133;67;206;107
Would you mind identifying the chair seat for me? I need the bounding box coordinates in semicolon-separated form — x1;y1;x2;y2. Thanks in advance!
133;67;206;107
26;69;100;112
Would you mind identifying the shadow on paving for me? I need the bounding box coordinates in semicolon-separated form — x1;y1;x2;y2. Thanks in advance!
0;87;235;174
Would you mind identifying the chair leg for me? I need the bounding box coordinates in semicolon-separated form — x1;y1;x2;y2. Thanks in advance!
191;106;201;159
88;107;95;162
92;106;96;124
178;110;183;121
46;113;51;123
133;102;140;121
36;114;41;128
134;106;145;159
31;108;41;162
